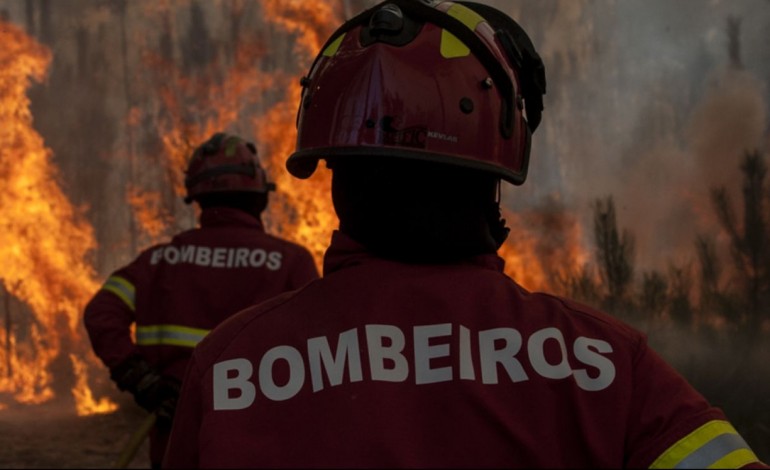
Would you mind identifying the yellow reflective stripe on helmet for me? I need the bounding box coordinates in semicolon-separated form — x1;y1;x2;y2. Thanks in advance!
135;325;210;348
102;275;135;311
323;33;346;57
440;3;485;59
224;135;241;157
650;420;759;469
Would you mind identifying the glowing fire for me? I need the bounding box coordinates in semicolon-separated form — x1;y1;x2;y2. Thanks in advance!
1;1;590;419
254;1;342;263
128;1;589;286
127;185;171;241
0;19;116;415
129;1;343;265
499;205;591;293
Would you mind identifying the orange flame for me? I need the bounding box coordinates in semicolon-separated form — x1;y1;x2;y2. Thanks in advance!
0;19;115;414
70;354;118;416
127;185;172;241
127;1;591;286
244;2;341;263
251;2;344;264
0;1;592;420
127;2;343;266
499;204;591;293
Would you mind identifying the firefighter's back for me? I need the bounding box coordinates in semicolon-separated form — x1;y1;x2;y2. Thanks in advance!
173;232;734;468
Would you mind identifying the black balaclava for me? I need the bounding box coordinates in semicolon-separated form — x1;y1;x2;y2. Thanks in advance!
194;191;268;220
330;156;510;263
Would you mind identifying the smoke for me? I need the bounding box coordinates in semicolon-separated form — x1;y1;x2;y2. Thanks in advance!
0;0;766;278
687;69;767;191
487;0;770;275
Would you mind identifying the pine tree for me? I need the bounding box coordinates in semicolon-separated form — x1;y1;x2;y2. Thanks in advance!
592;196;635;315
667;263;694;327
695;234;742;326
710;150;770;331
556;263;601;308
638;270;668;320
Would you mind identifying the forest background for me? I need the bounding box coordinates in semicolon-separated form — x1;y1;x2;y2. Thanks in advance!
0;0;768;467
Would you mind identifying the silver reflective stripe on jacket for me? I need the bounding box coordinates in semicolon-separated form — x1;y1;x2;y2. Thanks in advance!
102;275;135;310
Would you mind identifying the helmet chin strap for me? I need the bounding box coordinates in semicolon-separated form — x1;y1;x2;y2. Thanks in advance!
488;180;510;249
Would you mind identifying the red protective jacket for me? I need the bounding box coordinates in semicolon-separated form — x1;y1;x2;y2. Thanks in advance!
164;231;764;469
84;207;319;465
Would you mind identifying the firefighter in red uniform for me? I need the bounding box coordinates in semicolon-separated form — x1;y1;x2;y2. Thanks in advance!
84;132;319;468
164;1;767;468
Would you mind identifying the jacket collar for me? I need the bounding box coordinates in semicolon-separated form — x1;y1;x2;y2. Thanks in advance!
322;230;505;275
199;207;264;230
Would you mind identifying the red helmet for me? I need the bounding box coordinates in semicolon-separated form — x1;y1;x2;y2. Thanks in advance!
287;0;546;185
184;133;276;204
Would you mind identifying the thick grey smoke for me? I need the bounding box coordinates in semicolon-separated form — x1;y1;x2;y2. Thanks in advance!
489;0;770;274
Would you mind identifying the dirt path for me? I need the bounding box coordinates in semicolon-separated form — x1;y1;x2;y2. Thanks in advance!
0;396;152;469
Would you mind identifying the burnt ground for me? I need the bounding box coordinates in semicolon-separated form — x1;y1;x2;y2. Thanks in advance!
0;393;152;469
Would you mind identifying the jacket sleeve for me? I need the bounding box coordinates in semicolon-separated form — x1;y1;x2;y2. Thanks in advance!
287;247;320;290
624;339;765;469
83;269;139;369
163;353;203;468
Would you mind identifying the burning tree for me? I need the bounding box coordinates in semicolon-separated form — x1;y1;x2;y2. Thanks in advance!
115;0;345;268
0;18;115;414
1;0;592;418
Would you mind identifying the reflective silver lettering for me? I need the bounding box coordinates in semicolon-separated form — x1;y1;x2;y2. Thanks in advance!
250;249;267;267
307;328;363;392
267;251;282;271
163;246;180;264
573;337;615;391
235;248;250;267
179;245;195;263
459;324;475;380
150;248;163;265
195;246;211;266
258;345;305;401
212;247;227;268
213;358;256;410
413;323;452;384
479;328;528;384
528;327;572;380
365;325;408;382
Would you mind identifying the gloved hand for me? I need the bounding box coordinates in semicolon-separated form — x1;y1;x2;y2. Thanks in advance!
110;355;181;427
153;377;181;432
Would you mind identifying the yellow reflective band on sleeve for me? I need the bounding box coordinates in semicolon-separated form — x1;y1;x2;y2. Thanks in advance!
135;324;210;348
708;449;761;469
440;3;485;59
102;275;135;311
650;420;759;469
322;33;346;57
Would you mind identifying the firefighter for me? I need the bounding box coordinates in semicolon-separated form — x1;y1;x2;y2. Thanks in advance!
164;1;767;468
83;132;319;468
